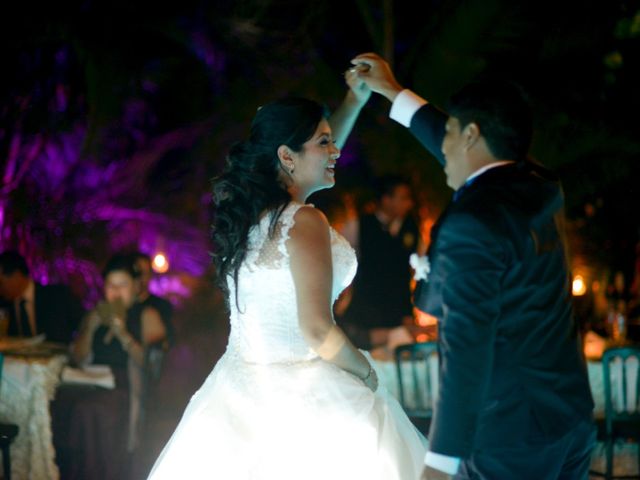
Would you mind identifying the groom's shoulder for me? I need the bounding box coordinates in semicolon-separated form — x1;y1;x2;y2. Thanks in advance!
441;204;503;245
446;188;523;242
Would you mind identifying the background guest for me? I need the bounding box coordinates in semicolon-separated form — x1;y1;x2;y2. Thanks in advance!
337;175;423;350
0;250;83;343
625;250;640;341
52;253;167;480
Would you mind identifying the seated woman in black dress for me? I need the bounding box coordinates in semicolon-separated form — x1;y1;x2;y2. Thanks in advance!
52;254;167;480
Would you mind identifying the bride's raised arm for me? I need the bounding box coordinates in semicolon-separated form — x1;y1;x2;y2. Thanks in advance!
327;66;371;149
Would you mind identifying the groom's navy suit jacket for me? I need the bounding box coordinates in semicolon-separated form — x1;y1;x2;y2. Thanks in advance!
410;105;594;458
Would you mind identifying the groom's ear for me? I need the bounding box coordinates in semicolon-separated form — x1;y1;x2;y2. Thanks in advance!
464;123;481;150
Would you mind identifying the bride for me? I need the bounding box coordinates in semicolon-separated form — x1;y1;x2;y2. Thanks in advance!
148;71;427;479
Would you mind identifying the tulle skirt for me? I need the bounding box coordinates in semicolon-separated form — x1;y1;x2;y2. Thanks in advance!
148;351;427;480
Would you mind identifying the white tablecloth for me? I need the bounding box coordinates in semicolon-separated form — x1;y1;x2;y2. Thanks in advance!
0;355;67;480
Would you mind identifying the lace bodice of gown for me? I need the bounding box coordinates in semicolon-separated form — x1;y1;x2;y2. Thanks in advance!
226;202;357;364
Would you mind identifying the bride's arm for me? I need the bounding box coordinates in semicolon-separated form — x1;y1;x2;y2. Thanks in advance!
328;67;371;149
288;206;378;391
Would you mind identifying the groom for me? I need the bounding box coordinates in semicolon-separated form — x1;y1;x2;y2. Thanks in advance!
352;53;595;479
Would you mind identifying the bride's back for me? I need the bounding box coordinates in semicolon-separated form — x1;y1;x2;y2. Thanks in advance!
226;202;356;364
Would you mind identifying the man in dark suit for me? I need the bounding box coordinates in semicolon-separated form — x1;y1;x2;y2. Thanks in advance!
0;251;83;344
339;175;420;349
352;53;595;479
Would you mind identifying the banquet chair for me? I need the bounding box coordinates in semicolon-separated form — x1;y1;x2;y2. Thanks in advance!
394;342;438;435
0;353;19;480
592;346;640;479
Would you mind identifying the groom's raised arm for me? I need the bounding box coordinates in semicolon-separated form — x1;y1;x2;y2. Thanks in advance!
389;91;447;166
350;53;447;167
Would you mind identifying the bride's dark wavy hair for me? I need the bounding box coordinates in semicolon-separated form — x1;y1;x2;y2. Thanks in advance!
211;97;329;302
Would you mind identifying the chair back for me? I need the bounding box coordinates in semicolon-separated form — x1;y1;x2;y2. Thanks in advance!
602;346;640;435
394;342;438;418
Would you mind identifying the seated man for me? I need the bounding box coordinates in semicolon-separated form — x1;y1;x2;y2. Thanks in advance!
0;250;83;343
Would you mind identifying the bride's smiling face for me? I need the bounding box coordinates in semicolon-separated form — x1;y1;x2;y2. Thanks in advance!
285;119;341;197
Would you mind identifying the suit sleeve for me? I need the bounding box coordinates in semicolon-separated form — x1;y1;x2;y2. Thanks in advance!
389;90;447;166
409;104;447;166
428;212;506;458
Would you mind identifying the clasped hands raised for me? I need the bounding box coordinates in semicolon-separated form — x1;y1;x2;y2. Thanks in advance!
344;52;405;103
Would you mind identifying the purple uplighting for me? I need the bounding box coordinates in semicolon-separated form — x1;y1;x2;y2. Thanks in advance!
1;84;212;306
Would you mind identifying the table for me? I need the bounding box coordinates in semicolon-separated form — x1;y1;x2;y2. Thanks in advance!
0;354;67;480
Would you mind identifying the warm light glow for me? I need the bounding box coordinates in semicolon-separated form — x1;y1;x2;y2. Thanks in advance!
152;253;169;274
415;310;437;327
572;275;587;296
416;333;429;343
583;330;606;360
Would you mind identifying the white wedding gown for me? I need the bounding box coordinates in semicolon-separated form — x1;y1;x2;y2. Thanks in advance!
148;202;427;479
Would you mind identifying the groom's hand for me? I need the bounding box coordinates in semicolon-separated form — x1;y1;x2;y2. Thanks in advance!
350;52;404;102
420;465;452;480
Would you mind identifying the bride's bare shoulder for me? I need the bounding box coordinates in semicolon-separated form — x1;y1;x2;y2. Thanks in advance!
292;204;328;225
288;205;330;245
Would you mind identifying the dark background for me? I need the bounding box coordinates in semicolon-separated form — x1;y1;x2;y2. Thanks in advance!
1;0;639;301
2;1;638;474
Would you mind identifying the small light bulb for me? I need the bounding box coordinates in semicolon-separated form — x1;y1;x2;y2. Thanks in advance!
152;253;169;274
572;275;587;296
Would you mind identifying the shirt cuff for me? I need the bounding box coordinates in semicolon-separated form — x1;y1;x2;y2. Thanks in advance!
424;450;461;475
389;89;428;127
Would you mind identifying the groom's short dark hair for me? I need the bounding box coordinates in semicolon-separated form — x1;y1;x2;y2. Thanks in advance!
448;79;532;162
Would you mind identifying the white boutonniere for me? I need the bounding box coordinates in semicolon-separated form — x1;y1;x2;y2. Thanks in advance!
409;253;430;282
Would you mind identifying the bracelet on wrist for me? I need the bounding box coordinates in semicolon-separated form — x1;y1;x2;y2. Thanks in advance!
361;364;373;382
